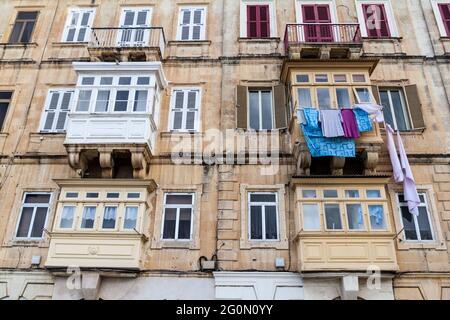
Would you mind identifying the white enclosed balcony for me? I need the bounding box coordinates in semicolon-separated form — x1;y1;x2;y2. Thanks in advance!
65;62;167;178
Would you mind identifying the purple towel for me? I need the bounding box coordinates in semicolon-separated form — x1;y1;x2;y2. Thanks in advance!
341;109;360;138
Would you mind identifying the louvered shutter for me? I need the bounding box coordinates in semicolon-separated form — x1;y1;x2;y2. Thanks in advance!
404;85;425;129
236;86;248;129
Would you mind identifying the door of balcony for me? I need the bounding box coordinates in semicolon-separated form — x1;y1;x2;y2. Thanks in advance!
117;8;151;47
301;4;334;42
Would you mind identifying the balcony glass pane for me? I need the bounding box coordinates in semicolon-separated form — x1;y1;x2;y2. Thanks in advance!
60;206;75;229
336;88;351;109
114;91;129;111
369;205;386;230
317;88;331;109
366;190;381;198
95;90;110;112
345;190;360;198
298;88;312;108
296;74;309;83
76;90;92;112
81;77;95;85
355;88;372;103
347;204;364;230
303;204;320;230
81;206;96;229
118;77;132;85
102;206;117;229
325;204;342;230
133;90;148;112
137;77;150;85
324;190;338;198
302;190;317;198
124;206;138;230
100;77;113;85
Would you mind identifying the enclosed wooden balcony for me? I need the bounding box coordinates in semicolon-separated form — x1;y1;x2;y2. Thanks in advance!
284;24;362;59
45;179;156;271
88;27;166;62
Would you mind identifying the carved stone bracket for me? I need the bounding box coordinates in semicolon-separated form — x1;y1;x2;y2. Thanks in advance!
66;146;88;177
362;148;380;175
330;156;346;176
293;143;312;176
98;149;114;178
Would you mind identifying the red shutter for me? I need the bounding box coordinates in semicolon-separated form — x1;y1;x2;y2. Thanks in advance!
439;4;450;36
362;4;391;38
301;4;333;42
247;5;270;38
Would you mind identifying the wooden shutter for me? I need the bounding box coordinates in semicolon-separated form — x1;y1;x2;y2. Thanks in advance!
274;85;287;128
236;85;248;129
362;4;391;38
404;84;425;129
259;5;270;38
302;4;332;42
247;5;270;38
439;4;450;36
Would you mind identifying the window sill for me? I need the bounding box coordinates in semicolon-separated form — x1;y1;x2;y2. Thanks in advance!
362;37;402;42
396;239;447;251
4;239;49;248
380;127;426;135
52;41;88;48
159;240;197;249
0;42;38;48
238;37;280;43
160;131;203;138
240;239;288;250
168;40;211;46
33;132;66;136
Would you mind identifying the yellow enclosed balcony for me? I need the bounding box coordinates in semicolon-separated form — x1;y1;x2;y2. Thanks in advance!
45;179;156;271
291;178;399;272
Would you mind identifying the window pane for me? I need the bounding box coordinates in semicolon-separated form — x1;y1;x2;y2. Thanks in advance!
366;190;381;198
334;74;347;83
118;77;132;85
302;190;317;198
417;207;433;240
30;207;47;238
173;111;183;130
24;194;50;204
100;77;113;85
60;206;75;229
162;208;177;239
76;90;92;112
250;194;276;203
317;88;331;109
102;207;117;229
166;194;193;205
21;21;35;43
0;102;9;130
325;204;342;230
303;204;320;230
66;192;78;198
134;90;148;112
250;206;263;239
114;91;129;111
369;205;386;230
9;21;24;43
356;88;372;103
137;77;150;85
81;206;96;229
86;192;99;198
352;74;366;83
178;208;192;240
347;204;364;230
127;192;140;199
265;206;278;239
81;77;95;85
298;88;312;108
345;190;360;198
261;91;272;130
390;90;409;131
336;88;351;109
315;74;328;83
380;90;394;127
107;192;120;199
296;74;309;83
324;190;338;198
124;207;138;229
401;206;418;240
249;91;260;130
16;207;33;237
95;90;110;112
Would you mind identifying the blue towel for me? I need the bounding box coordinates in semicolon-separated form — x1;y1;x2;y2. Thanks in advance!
300;108;355;158
354;108;373;133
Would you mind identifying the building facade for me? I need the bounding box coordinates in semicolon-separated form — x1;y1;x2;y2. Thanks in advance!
0;0;449;300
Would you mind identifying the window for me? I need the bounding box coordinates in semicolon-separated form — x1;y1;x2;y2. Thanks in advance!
398;193;434;242
81;206;96;229
9;11;38;44
118;8;152;47
40;89;74;132
75;75;153;113
169;89;200;132
0;91;12;131
300;4;333;42
15;193;51;239
299;186;389;232
124;206;138;229
177;7;206;40
356;1;398;38
102;206;117;229
62;8;95;42
246;5;270;38
249;89;273;130
379;88;411;131
433;2;450;37
249;193;278;240
162;194;194;240
60;206;76;229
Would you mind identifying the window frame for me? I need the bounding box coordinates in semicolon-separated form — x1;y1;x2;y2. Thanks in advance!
8;11;39;44
248;192;280;241
61;8;96;43
240;0;277;38
396;192;435;243
355;0;399;38
14;192;52;241
0;91;13;132
39;88;74;133
378;87;412;131
161;192;195;241
247;88;274;130
168;87;202;132
176;6;207;41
